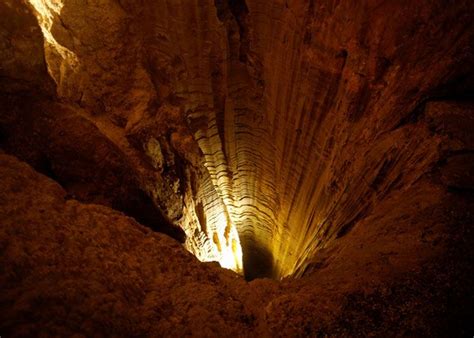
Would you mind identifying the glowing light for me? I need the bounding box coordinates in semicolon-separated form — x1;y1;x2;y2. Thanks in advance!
182;195;243;274
26;0;244;274
198;207;242;273
214;215;243;272
26;0;79;87
27;0;63;44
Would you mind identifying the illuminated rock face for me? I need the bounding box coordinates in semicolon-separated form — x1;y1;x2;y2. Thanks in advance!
1;0;474;279
1;0;474;335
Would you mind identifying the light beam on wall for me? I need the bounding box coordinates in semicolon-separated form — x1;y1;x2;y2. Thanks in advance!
26;0;79;91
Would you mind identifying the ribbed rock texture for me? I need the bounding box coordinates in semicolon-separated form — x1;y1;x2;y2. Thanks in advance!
3;0;471;279
1;118;473;335
0;0;473;335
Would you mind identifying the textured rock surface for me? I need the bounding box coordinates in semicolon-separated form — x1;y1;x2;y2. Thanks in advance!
0;0;55;95
5;0;471;278
0;153;259;336
1;119;473;335
0;0;474;335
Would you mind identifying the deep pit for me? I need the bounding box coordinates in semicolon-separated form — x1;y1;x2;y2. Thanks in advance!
1;0;473;336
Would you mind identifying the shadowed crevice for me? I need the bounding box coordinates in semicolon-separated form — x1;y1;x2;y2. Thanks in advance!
241;240;274;280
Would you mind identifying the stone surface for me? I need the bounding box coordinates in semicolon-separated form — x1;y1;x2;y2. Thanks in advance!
0;153;258;336
0;0;473;335
1;130;473;335
0;0;55;95
9;0;472;278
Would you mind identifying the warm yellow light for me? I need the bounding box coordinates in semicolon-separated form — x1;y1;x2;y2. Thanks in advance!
177;173;244;273
26;0;79;87
27;0;63;44
217;222;243;273
182;195;243;274
27;0;244;274
203;209;243;273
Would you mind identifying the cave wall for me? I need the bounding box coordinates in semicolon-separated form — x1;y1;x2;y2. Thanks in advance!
240;0;474;277
1;0;244;272
1;0;474;335
1;0;473;279
0;152;262;336
1;110;473;335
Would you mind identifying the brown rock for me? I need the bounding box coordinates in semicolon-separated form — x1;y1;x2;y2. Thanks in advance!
0;0;473;335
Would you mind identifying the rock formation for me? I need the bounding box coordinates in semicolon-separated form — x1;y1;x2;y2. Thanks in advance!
1;0;473;335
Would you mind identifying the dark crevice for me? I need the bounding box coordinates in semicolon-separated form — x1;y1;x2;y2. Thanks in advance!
42;152;186;243
214;0;250;63
373;56;392;84
228;0;249;62
0;94;186;244
119;189;186;243
0;127;6;145
195;202;207;234
336;219;358;239
336;206;369;239
447;186;474;195
35;155;60;183
242;240;274;280
371;158;395;191
391;72;474;133
347;80;371;122
303;0;315;45
430;71;474;102
443;149;474;157
392;99;426;131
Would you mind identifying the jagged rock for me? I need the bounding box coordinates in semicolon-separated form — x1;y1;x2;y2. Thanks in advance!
0;153;258;336
9;0;473;279
0;0;55;95
0;0;473;335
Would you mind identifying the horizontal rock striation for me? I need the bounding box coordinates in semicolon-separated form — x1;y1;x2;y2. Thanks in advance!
1;100;473;334
1;0;474;334
1;0;473;282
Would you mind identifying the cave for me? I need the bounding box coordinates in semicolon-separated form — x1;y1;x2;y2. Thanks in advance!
1;0;473;336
